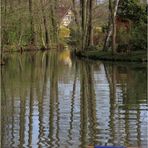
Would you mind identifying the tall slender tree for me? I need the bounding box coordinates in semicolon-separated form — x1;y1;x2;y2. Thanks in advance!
86;0;94;47
112;0;120;53
40;0;49;48
72;0;80;28
103;0;120;53
80;0;87;50
103;7;112;51
28;0;35;44
80;0;94;50
50;0;58;44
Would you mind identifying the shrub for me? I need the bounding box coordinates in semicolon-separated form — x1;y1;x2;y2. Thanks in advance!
116;22;146;52
116;27;132;52
59;26;70;38
131;22;147;51
68;27;81;47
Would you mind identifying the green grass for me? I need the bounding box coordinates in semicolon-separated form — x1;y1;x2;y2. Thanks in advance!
76;50;147;62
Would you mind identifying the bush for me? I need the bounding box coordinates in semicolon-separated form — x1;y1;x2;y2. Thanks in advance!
117;0;147;52
59;26;70;38
116;22;146;52
131;22;147;51
85;45;98;51
68;27;81;47
116;27;132;53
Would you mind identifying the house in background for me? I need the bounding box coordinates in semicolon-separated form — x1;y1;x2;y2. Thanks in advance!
57;6;74;27
57;6;74;38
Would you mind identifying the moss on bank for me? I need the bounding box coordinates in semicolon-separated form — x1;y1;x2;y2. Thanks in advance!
76;50;147;62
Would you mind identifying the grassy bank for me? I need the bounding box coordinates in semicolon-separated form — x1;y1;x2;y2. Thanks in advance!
76;50;147;62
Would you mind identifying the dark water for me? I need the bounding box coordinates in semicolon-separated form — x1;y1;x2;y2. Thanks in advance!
1;50;147;148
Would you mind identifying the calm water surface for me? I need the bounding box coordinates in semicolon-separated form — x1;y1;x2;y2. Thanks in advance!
1;51;147;148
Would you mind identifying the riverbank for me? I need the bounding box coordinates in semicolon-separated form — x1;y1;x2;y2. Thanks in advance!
2;47;50;53
76;50;147;62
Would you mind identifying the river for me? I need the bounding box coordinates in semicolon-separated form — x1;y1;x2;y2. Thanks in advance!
1;50;147;148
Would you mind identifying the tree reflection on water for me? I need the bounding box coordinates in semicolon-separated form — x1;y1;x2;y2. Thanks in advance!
1;51;147;148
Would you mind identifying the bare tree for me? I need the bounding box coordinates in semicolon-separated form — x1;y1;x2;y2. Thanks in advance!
40;0;49;48
103;0;120;53
112;0;120;53
80;0;94;50
28;0;35;44
86;0;94;47
71;0;80;27
50;0;58;44
80;0;87;50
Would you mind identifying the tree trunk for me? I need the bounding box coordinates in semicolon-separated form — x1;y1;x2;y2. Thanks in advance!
104;0;119;53
28;0;35;44
72;0;80;28
80;0;87;50
112;0;120;54
50;0;58;44
103;15;112;51
18;0;22;47
86;0;94;47
80;0;94;50
9;0;13;12
112;16;116;53
40;0;49;48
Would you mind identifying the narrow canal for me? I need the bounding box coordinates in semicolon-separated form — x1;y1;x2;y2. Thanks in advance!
1;50;147;148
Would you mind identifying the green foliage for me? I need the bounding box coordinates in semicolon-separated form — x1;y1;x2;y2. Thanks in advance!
131;22;147;50
116;22;147;51
117;0;147;51
59;26;70;38
116;28;132;52
1;0;61;50
118;0;147;23
79;50;147;62
117;28;131;45
2;9;33;49
85;45;98;51
68;27;81;47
